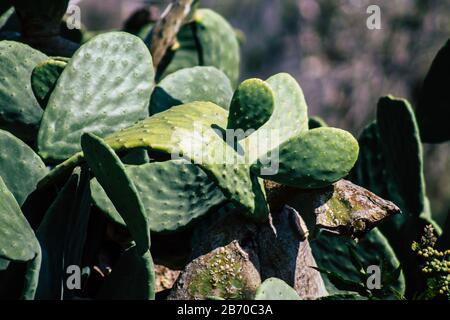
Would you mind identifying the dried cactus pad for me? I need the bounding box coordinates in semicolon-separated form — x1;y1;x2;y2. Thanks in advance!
91;160;226;233
31;58;66;109
254;278;301;300
0;129;48;206
0;41;48;140
0;175;40;262
150;66;233;115
253;128;359;189
38;32;155;161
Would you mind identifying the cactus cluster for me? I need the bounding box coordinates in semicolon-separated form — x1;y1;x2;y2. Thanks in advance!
348;37;450;298
0;1;449;301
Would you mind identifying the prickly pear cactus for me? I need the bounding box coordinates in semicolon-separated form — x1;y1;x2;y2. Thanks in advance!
31;58;66;108
160;9;240;87
227;78;274;133
150;66;233;115
38;32;155;161
91;160;226;233
81;133;155;299
0;41;47;140
0;0;427;302
377;96;426;218
81;133;150;253
311;228;405;296
253;128;359;189
0;175;41;300
416;39;450;143
35;167;91;300
0;129;48;206
243;73;309;162
254;278;301;300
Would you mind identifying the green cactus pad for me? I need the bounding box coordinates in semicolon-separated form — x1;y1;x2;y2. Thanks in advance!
254;278;301;300
31;58;66;109
0;258;9;270
416;39;450;143
377;96;425;217
91;160;226;233
97;246;155;300
22;251;42;300
194;9;240;87
308;116;328;129
0;174;42;300
0;129;48;206
0;7;13;30
0;175;40;262
36;167;91;300
81;133;150;253
42;102;269;221
38;31;154;161
310;228;405;295
150;66;233;115
243;73;309;163
0;41;48;140
160;9;240;87
103;102;268;220
253;128;359;189
350;122;389;198
227;78;274;134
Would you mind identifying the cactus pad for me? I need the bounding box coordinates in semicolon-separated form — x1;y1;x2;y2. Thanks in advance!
43;102;269;221
150;66;233;115
97;247;155;300
0;129;48;205
91;160;226;233
0;175;40;262
254;278;301;300
416;39;450;143
161;9;240;87
38;32;154;161
36;167;91;300
311;228;405;295
81;133;150;253
227;78;274;133
350;122;388;198
377;96;425;216
0;41;47;140
194;9;240;87
253;128;359;189
31;58;66;109
243;73;309;163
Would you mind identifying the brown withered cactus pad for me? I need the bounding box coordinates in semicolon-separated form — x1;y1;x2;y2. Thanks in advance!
313;179;401;239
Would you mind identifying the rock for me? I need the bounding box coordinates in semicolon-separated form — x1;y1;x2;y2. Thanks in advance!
155;265;180;292
168;240;261;300
169;204;327;300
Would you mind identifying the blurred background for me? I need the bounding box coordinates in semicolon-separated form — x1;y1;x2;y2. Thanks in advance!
73;0;450;225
